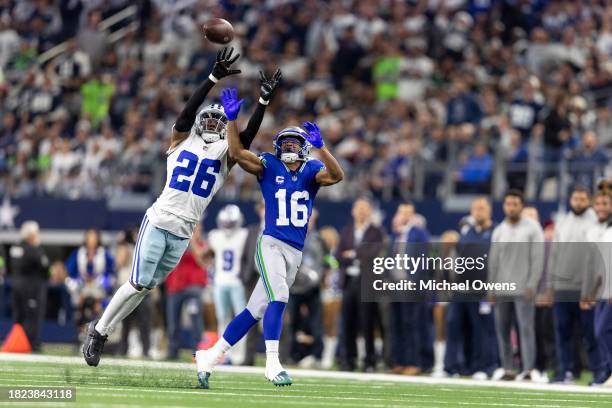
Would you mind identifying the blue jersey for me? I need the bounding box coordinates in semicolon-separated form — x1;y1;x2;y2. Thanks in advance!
258;152;324;251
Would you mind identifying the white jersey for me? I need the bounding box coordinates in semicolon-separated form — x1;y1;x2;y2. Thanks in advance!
208;227;249;286
146;134;229;238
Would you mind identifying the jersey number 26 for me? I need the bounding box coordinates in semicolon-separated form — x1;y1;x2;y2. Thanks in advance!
275;188;309;227
169;151;220;198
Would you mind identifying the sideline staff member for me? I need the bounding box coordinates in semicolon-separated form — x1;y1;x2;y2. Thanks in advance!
10;221;49;351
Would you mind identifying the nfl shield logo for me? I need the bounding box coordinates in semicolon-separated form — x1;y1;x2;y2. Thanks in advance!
292;175;298;182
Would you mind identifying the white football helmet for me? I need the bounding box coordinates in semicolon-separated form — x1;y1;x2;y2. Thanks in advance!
193;103;227;143
216;204;244;230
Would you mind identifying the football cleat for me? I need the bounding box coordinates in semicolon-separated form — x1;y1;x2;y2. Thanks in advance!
197;371;211;389
265;360;292;387
268;370;292;387
82;321;107;367
195;349;224;389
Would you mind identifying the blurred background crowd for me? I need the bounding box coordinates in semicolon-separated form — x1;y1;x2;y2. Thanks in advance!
1;0;612;202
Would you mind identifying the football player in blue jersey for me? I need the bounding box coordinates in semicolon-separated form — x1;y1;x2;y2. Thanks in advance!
195;87;343;388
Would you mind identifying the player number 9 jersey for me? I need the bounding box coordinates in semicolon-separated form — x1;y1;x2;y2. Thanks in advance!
258;152;324;251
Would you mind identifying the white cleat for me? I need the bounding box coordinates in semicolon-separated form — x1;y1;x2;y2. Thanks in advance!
265;360;292;387
195;349;224;389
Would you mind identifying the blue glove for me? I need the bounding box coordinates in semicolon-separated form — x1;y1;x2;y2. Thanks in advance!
220;87;244;121
303;121;324;148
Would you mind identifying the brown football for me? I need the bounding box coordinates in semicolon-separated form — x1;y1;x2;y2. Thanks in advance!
203;18;234;45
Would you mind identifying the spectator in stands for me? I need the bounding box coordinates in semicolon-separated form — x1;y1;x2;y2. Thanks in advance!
51;38;91;95
445;197;497;379
508;80;543;141
446;77;482;126
337;197;386;372
80;73;115;127
538;96;571;199
1;1;612;202
504;129;529;191
9;221;49;351
569;131;610;193
546;186;607;384
455;142;493;194
0;16;20;69
289;209;325;367
165;224;207;360
77;9;107;64
389;203;433;376
489;190;545;382
66;228;115;330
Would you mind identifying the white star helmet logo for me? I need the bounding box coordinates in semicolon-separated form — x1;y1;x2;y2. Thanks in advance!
0;196;19;229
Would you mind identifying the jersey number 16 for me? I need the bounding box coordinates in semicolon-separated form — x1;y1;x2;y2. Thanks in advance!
169;151;220;198
275;188;309;227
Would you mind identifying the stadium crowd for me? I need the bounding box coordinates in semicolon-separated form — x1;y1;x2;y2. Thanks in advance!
0;0;612;201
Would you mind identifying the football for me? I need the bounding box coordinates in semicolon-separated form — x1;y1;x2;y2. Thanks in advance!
203;18;234;44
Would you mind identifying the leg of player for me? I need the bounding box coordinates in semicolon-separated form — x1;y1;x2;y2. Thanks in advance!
83;282;151;366
263;300;292;386
83;217;166;367
195;303;259;388
196;277;269;389
258;235;296;386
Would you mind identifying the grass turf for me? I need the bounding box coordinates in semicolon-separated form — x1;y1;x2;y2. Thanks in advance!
1;360;611;408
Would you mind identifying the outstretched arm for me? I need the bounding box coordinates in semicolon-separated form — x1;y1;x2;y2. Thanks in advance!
221;88;264;177
303;122;344;186
239;69;282;150
171;47;241;148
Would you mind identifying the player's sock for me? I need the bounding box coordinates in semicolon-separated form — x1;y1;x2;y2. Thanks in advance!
265;340;280;365
263;300;286;341
222;308;258;346
263;301;286;371
95;282;149;335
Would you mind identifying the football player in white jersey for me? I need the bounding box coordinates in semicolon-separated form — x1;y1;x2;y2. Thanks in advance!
83;47;282;366
208;204;249;363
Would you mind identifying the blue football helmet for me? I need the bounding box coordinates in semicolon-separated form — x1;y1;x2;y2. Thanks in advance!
273;126;311;163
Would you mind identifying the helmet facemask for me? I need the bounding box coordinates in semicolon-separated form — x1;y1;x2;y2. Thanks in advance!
279;137;302;163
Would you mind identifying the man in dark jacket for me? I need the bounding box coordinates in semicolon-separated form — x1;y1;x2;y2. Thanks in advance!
337;197;386;371
445;197;498;378
9;221;49;351
389;203;433;375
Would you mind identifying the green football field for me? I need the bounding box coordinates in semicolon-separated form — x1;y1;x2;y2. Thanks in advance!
1;354;612;408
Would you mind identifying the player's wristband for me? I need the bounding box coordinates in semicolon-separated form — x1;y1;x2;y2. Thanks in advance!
259;97;270;105
208;73;219;83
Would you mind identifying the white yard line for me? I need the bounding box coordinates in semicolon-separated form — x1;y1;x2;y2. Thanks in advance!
2;352;612;395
